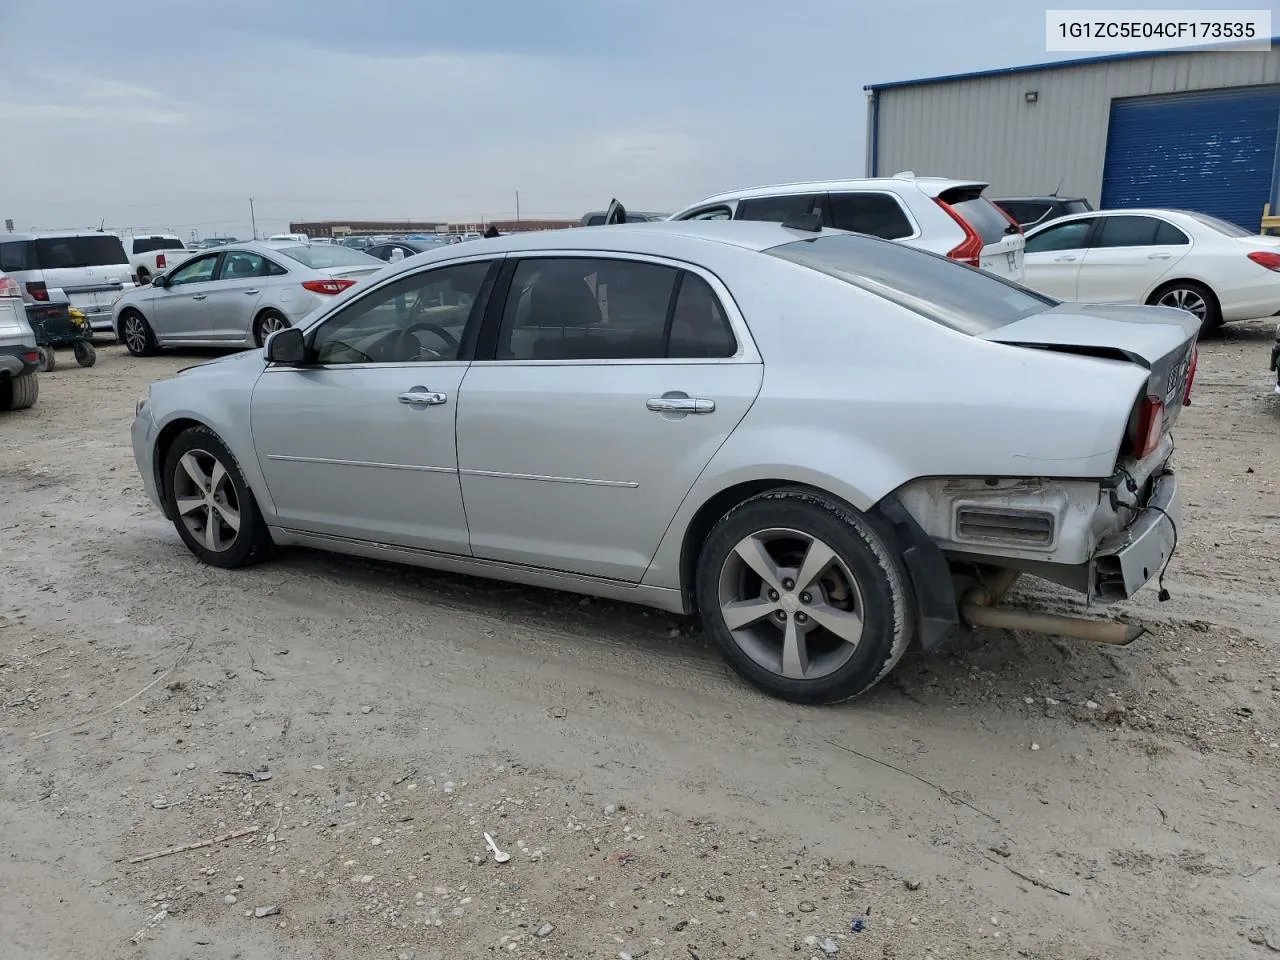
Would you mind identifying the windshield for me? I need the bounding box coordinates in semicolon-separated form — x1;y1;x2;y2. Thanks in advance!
33;235;129;269
766;233;1054;335
133;237;187;254
273;244;383;269
1184;211;1252;238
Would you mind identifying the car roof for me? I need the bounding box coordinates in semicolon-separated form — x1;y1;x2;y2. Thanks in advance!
1;230;128;241
993;196;1089;203
372;220;845;279
685;174;988;208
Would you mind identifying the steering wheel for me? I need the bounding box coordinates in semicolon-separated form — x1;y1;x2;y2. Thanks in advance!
396;321;459;361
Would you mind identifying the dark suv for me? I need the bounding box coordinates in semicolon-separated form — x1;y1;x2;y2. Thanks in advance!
992;196;1093;230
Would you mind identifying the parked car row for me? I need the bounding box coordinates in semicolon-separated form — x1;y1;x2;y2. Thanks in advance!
131;217;1197;704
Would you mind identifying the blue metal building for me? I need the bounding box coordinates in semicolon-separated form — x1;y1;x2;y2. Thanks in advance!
865;43;1280;231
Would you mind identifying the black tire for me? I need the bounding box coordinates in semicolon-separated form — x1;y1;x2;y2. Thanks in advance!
136;268;150;285
161;425;274;568
0;372;39;411
73;341;97;367
253;310;290;348
37;347;55;372
1148;280;1221;333
119;309;159;356
695;488;913;705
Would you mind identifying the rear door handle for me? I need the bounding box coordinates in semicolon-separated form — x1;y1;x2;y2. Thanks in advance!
1146;253;1172;260
647;397;715;414
191;294;208;300
1053;255;1077;262
398;389;448;406
243;288;261;294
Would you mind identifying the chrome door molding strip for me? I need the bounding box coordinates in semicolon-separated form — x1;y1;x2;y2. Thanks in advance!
266;454;456;474
459;467;638;488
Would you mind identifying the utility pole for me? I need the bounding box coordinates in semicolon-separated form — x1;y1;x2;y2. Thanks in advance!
249;197;258;240
515;190;521;226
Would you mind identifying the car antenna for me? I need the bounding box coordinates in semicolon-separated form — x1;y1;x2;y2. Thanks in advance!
1050;176;1064;197
781;212;822;232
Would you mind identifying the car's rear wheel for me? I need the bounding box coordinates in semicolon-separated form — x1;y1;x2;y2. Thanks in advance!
0;372;39;411
1150;281;1220;332
37;348;55;372
73;341;97;367
695;489;913;705
253;310;289;348
120;309;159;356
162;426;273;568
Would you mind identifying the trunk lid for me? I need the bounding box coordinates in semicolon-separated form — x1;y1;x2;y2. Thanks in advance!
319;266;381;281
981;302;1199;427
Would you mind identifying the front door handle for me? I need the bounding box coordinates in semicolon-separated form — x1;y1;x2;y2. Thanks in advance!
398;389;448;406
647;397;715;414
1146;253;1172;260
191;294;208;300
1053;255;1077;262
243;288;261;294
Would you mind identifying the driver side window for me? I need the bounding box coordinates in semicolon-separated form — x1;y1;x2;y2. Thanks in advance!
310;260;492;365
169;254;220;285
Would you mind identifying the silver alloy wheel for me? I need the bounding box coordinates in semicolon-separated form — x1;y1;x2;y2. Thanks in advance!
257;313;287;342
1156;287;1207;320
716;527;865;681
172;448;241;552
123;314;149;354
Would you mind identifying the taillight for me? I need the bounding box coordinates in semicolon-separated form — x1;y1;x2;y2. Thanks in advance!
156;253;167;268
302;279;356;296
26;281;48;302
1182;346;1197;406
1135;395;1165;459
1246;250;1280;271
934;198;983;266
0;276;20;297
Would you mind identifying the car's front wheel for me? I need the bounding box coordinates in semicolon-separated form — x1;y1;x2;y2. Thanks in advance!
696;489;913;705
120;309;159;356
161;426;274;568
0;372;39;411
253;310;290;348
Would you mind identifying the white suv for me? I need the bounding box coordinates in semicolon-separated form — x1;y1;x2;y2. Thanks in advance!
669;173;1026;282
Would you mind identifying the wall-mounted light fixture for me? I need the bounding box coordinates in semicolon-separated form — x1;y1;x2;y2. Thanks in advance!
1025;90;1039;103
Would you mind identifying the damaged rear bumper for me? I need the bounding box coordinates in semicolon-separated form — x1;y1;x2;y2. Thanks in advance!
1091;467;1177;602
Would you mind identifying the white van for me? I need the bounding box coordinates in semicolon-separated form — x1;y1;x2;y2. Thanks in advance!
0;232;136;332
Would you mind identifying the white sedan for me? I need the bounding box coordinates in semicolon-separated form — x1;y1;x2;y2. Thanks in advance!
1021;208;1280;331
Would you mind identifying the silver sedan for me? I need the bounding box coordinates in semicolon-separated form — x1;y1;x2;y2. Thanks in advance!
131;221;1195;704
112;241;384;355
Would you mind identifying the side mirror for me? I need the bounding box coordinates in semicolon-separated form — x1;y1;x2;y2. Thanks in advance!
150;274;168;288
265;326;306;365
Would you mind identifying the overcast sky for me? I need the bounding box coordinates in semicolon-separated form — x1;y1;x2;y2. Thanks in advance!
0;0;1267;238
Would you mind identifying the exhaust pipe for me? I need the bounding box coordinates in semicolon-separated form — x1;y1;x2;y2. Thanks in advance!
960;586;1145;646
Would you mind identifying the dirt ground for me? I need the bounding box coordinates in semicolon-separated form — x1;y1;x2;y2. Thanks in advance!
2;322;1278;960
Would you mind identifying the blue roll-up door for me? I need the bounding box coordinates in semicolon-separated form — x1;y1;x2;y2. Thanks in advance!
1101;86;1280;231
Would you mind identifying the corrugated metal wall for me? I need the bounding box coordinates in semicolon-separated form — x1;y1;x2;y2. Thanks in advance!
871;50;1280;204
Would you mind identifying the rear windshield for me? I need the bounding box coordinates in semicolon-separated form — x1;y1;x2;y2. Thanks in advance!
766;233;1054;336
1183;211;1252;237
273;244;383;269
133;237;187;254
24;235;130;270
1063;199;1093;214
946;195;1015;245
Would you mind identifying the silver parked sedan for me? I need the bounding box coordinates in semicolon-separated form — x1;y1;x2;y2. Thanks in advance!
112;241;384;355
132;221;1196;704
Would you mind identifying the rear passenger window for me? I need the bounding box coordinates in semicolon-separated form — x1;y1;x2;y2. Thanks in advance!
1153;220;1190;245
0;241;32;272
668;274;736;358
1095;215;1165;248
826;192;913;239
736;194;820;223
498;258;677;361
